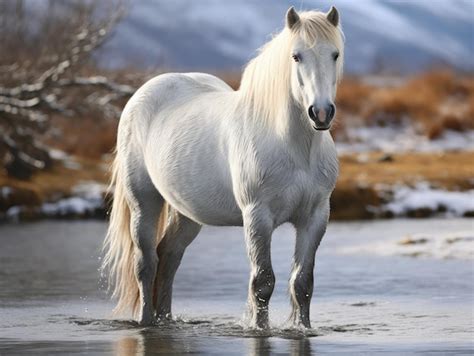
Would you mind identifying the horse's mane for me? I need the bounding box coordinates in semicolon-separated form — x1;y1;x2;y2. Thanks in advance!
238;11;344;129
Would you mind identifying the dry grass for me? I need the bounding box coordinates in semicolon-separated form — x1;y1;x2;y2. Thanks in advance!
0;158;108;212
337;70;474;137
46;114;118;159
338;151;474;190
332;151;474;220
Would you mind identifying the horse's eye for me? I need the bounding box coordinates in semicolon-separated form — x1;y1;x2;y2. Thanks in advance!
292;54;300;63
333;52;339;61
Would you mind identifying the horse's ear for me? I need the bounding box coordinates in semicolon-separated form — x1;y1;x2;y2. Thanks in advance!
326;6;339;27
286;7;300;30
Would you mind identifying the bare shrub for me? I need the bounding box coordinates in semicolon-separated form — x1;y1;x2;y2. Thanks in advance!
0;0;134;179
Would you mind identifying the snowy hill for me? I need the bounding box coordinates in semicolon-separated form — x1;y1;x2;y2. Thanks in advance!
101;0;474;73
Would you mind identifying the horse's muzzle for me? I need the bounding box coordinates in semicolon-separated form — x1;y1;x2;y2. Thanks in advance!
308;103;335;130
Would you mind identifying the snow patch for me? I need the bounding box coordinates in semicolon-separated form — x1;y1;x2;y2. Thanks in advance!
6;206;21;219
1;187;13;199
41;182;107;217
337;127;474;154
382;182;474;217
41;197;99;216
49;149;68;160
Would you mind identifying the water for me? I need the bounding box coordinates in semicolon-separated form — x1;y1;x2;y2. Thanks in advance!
0;219;473;354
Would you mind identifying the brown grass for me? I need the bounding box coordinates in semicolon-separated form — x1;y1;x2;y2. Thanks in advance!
337;151;474;190
331;151;474;219
0;156;108;210
46;114;118;159
349;71;474;135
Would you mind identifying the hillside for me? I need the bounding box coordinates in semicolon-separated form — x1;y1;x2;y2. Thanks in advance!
100;0;474;73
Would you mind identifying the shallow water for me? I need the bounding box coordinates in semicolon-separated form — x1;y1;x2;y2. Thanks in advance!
0;219;473;354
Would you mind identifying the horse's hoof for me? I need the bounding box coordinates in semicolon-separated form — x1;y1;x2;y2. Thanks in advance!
138;314;155;326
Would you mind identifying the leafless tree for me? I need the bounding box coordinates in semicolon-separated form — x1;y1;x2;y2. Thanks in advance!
0;0;135;179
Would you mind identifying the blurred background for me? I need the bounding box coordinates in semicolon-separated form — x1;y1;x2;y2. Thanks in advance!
0;0;472;221
0;1;473;354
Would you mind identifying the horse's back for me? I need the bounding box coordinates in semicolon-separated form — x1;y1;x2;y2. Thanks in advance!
183;72;233;92
135;72;232;107
119;72;233;145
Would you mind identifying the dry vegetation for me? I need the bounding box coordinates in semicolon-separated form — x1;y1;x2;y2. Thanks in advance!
331;151;474;220
0;156;108;218
335;70;474;139
0;0;132;178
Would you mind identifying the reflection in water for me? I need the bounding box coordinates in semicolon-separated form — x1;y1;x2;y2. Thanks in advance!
247;337;312;356
116;336;143;356
115;329;313;356
114;328;211;355
247;337;272;356
290;338;312;356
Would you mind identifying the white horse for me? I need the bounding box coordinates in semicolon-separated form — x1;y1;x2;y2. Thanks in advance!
103;6;344;328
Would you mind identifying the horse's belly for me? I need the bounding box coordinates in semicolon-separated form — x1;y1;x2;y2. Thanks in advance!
163;179;243;226
146;128;242;226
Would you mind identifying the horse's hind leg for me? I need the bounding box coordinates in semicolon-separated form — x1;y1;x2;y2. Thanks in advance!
154;210;201;320
127;167;164;325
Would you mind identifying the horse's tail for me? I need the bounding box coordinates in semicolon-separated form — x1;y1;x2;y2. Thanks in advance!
102;150;169;317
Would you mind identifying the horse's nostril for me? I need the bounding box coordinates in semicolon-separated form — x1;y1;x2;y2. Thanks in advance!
327;104;335;120
308;105;318;121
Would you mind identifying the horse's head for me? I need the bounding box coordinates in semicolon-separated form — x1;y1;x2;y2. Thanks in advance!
286;7;344;131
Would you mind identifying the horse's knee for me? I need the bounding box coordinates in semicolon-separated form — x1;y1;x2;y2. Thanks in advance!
251;269;275;305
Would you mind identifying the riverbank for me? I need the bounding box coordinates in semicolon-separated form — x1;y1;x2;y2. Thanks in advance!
1;151;473;221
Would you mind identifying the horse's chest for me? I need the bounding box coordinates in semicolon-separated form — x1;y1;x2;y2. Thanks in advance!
262;159;338;223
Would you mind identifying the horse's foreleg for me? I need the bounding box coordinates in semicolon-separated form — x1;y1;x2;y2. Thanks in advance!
243;204;275;329
289;199;330;328
155;212;201;320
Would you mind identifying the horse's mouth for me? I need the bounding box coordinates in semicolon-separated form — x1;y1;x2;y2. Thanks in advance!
311;123;331;131
309;117;331;131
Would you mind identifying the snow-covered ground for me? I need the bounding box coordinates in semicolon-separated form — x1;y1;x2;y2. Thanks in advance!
41;182;107;217
338;230;473;260
336;127;474;154
5;182;107;220
379;182;474;218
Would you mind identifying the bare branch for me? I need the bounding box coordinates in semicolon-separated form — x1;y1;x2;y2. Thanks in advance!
0;0;131;178
58;76;135;95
